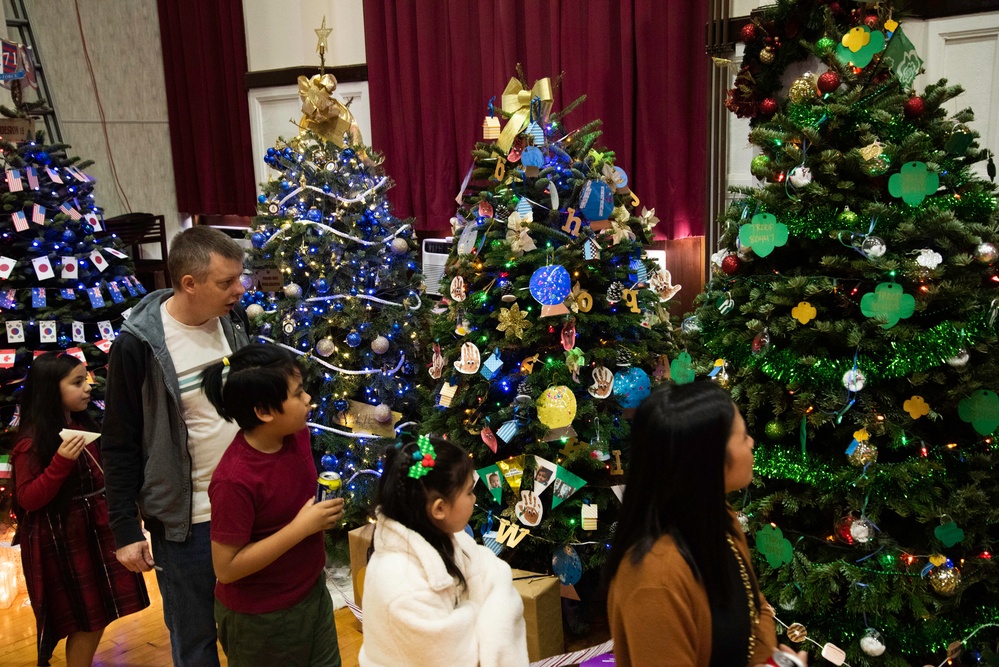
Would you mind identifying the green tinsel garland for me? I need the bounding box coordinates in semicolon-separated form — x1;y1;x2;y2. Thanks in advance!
704;312;994;391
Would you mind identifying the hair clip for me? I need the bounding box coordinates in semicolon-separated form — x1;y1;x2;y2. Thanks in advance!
222;357;230;367
221;356;231;387
408;434;436;479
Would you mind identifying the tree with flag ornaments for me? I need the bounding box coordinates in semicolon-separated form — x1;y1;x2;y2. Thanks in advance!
0;96;141;531
421;71;678;584
683;1;999;663
241;51;430;527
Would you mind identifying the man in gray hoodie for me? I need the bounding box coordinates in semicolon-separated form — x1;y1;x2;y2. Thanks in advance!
102;225;249;666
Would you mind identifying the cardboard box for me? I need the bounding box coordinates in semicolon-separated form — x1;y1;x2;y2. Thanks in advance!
511;568;564;662
348;523;375;612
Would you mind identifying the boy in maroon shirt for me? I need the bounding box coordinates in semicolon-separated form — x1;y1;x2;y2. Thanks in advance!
201;344;344;666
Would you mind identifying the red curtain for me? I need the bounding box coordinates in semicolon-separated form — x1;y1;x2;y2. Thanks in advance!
363;0;708;239
157;0;256;216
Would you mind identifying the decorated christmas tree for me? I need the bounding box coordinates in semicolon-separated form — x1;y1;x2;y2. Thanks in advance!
687;1;999;663
0;94;142;532
241;36;429;526
422;72;678;583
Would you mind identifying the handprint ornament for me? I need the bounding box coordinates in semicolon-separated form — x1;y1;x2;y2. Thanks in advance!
516;490;544;527
454;341;481;374
588;366;615;399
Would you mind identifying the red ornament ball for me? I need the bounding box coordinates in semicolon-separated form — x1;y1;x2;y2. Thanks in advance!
817;71;841;93
760;98;779;116
829;2;842;14
864;14;880;29
904;96;926;118
740;23;758;43
721;254;741;275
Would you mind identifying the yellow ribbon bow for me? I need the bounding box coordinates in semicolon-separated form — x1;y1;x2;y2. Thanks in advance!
497;77;553;152
298;73;358;147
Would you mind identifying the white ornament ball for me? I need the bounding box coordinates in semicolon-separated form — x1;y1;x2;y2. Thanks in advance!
245;304;264;319
860;629;886;657
850;518;875;544
788;166;813;188
373;403;393;423
843;368;866;392
371;335;391;354
861;236;887;259
947;348;970;367
390;237;410;254
315;339;335;357
284;283;303;299
915;248;943;269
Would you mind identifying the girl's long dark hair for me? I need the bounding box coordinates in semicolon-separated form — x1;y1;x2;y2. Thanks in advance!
606;381;737;606
17;352;98;505
374;437;475;590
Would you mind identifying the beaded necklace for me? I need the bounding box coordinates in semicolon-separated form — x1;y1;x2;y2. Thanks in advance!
726;534;760;664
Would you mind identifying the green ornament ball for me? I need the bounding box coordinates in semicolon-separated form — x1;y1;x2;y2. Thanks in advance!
837;208;860;226
765;420;785;439
751;155;772;179
816;36;835;55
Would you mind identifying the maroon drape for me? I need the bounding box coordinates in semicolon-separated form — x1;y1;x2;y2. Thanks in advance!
157;0;256;216
363;0;708;239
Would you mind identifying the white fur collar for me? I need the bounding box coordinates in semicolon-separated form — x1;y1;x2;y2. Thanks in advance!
372;512;473;593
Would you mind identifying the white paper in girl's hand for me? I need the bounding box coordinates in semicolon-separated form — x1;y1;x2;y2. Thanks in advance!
59;428;101;445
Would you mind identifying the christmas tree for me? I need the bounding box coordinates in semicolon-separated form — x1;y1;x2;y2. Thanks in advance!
241;57;430;527
422;72;678;581
687;1;999;663
0;95;142;532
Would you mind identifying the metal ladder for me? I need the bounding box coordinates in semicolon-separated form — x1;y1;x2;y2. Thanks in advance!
3;0;63;143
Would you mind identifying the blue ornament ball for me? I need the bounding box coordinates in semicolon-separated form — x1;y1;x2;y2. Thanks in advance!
58;335;71;348
260;323;273;336
266;147;276;157
251;232;266;248
612;367;651;409
342;148;355;159
36;151;49;163
333;301;345;312
306;207;322;222
62;229;76;242
403;362;415;375
346;331;362;347
80;223;94;236
529;265;572;306
333;399;349;412
320;453;339;471
281;180;292;191
257;194;267;204
552;546;583;586
522;146;545;169
314;278;329;294
579;179;614;221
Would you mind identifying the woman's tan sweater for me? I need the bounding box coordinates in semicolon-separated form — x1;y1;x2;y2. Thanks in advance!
607;518;778;666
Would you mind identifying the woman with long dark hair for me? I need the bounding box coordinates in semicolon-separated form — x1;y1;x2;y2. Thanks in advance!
12;352;148;666
606;382;805;666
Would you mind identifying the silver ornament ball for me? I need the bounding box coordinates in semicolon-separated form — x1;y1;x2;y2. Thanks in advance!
861;236;887;259
245;304;264;319
390;237;410;254
860;629;886;657
374;403;393;423
371;335;391;354
315;339;336;357
284;283;303;299
976;242;999;264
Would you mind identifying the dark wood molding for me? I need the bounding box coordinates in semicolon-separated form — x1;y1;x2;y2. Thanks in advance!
245;64;368;90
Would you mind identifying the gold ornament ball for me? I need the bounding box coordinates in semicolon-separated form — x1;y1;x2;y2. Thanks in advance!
928;565;961;595
789;76;816;104
536;385;578;429
848;441;878;467
760;47;775;64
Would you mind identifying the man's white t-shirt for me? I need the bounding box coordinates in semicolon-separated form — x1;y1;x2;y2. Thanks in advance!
161;301;239;525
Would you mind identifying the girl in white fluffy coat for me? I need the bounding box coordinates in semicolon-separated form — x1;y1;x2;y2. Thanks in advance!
358;436;529;667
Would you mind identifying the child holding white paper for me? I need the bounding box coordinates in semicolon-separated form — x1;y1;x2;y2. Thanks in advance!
12;352;148;667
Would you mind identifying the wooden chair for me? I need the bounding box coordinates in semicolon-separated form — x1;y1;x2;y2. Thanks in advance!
103;212;171;290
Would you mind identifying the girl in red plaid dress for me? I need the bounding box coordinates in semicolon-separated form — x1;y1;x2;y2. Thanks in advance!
12;352;149;666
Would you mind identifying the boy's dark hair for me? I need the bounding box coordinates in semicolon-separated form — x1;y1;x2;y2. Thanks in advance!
201;343;301;430
168;226;244;287
374;437;474;590
17;352;99;508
